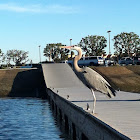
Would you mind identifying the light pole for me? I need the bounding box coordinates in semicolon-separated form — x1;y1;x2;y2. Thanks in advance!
70;39;73;68
70;39;72;58
38;45;41;64
70;39;72;46
107;30;111;55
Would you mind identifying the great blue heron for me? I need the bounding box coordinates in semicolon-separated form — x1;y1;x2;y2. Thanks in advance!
60;45;116;114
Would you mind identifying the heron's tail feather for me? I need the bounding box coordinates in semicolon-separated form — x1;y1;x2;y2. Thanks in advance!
106;85;116;98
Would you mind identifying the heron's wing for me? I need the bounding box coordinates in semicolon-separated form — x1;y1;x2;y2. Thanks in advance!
83;67;116;98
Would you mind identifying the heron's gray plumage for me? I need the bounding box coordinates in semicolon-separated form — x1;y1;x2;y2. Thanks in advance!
75;67;116;98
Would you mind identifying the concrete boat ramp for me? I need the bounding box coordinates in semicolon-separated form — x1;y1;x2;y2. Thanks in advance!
42;63;140;140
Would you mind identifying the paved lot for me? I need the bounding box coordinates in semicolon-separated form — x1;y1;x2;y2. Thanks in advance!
42;63;140;140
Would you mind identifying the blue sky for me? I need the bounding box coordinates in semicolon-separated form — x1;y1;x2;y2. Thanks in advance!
0;0;140;63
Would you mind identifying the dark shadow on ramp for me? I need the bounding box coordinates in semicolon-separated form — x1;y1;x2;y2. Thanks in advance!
8;69;47;98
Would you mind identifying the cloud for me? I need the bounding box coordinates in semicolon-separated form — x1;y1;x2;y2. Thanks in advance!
0;3;80;14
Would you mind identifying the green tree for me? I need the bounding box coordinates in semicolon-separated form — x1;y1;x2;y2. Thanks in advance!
79;35;107;56
43;43;69;62
6;50;29;65
113;32;140;57
136;47;140;56
0;49;4;64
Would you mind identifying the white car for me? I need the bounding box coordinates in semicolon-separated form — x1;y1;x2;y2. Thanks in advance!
105;59;115;66
67;56;104;66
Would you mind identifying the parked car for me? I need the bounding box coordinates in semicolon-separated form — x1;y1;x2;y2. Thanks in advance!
60;60;68;63
133;57;140;65
104;58;115;66
20;64;32;68
67;56;104;67
118;57;134;65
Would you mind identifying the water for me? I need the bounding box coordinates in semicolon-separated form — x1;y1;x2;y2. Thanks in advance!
0;98;65;140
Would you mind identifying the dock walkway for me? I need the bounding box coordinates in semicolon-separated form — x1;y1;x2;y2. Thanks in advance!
42;63;140;140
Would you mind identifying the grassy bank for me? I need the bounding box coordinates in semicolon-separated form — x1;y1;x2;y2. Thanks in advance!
91;65;140;93
0;68;45;97
0;69;24;96
0;65;140;96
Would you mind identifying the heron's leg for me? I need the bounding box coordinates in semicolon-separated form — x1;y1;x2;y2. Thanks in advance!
91;89;96;114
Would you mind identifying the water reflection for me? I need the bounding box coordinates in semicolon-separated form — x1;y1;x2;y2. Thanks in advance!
0;98;64;140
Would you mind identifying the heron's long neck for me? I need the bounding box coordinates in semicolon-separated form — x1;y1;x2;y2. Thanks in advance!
74;47;83;72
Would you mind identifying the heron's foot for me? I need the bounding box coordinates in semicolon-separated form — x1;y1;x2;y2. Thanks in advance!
92;109;95;114
91;112;98;116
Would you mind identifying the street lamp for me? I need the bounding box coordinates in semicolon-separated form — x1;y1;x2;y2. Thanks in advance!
38;45;41;64
70;39;72;46
107;30;111;55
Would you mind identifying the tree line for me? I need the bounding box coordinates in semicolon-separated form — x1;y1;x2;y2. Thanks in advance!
0;50;29;66
0;32;140;65
43;32;140;62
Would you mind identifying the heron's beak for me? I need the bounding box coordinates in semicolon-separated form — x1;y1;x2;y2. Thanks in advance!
59;46;72;50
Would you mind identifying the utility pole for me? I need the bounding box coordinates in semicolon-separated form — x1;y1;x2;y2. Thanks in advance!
70;39;72;58
38;45;41;64
70;38;74;69
70;39;72;46
107;31;111;55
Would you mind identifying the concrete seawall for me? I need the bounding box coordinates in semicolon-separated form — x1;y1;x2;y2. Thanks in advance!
47;88;130;140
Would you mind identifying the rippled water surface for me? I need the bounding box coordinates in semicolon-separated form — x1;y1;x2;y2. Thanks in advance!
0;98;64;140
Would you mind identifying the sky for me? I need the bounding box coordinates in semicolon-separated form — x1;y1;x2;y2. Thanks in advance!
0;0;140;63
